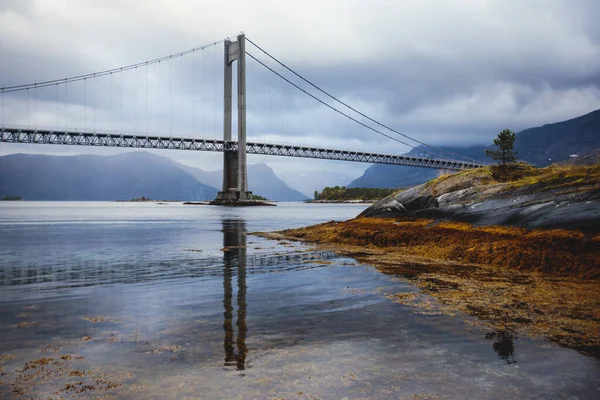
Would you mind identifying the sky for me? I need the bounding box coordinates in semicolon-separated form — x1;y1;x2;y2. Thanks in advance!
1;0;600;195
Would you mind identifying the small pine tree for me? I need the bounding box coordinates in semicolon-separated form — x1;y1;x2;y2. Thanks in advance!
486;129;517;165
314;190;319;200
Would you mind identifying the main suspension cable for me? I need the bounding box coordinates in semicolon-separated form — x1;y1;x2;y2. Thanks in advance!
246;51;420;150
1;39;226;93
246;37;485;164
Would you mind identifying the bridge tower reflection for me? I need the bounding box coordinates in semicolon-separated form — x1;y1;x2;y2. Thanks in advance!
222;219;248;370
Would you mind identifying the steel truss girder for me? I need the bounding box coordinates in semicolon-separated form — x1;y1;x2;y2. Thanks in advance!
0;127;485;170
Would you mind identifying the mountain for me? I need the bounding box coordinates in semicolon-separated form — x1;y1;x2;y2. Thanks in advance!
247;163;308;201
182;163;308;201
0;152;218;201
349;108;600;189
178;165;221;189
348;146;486;189
514;108;600;166
561;147;600;166
349;165;438;189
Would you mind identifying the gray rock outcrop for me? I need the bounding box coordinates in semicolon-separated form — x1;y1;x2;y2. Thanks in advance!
360;171;600;235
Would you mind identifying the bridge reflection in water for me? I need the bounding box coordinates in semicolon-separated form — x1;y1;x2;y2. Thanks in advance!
221;219;248;370
0;217;524;370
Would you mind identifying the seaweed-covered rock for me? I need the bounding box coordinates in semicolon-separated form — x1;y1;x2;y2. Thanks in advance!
360;165;600;234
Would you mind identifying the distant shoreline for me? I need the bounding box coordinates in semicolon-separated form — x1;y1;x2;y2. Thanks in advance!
1;196;23;201
113;199;179;203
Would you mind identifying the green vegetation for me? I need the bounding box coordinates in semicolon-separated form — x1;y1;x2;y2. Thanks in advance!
314;186;398;201
251;194;268;201
130;196;152;202
486;129;517;165
2;196;23;201
484;129;520;181
425;162;600;196
505;163;600;192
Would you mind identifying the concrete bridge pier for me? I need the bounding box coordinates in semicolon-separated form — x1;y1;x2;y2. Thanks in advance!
212;34;253;204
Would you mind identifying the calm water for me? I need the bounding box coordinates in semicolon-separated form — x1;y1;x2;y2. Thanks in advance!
0;202;598;399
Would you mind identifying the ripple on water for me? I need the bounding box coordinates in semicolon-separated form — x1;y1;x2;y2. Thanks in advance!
0;202;599;399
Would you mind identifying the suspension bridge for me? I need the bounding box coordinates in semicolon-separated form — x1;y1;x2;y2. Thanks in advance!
0;34;486;203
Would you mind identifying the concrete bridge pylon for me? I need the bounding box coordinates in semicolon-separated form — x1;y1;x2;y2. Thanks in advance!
212;34;253;204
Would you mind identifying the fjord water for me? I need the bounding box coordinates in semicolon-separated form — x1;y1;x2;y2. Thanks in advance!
0;202;598;399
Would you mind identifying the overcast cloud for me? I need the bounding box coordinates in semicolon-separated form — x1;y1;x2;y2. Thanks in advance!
1;0;599;195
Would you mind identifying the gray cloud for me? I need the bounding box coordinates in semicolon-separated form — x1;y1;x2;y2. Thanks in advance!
1;0;599;192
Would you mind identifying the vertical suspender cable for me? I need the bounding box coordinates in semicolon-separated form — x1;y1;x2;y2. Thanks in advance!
93;76;96;132
64;80;67;130
213;46;217;139
316;92;319;146
158;61;161;133
110;73;113;132
180;54;183;134
144;65;148;134
169;57;172;135
84;78;87;131
120;70;123;133
135;66;138;133
200;47;203;134
192;49;195;131
265;63;274;138
34;85;37;129
55;83;58;128
27;88;30;128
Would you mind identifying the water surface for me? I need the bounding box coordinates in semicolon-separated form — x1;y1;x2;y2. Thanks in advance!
0;202;599;399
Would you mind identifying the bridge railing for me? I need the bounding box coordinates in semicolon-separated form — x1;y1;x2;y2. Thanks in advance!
1;126;487;170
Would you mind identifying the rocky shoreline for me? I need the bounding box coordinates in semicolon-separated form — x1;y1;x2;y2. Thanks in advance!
361;164;600;234
259;219;600;357
258;163;600;357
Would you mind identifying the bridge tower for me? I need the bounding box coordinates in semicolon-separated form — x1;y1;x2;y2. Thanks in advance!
213;34;252;204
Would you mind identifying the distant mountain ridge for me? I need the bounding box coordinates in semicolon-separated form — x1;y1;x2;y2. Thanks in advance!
0;152;308;201
0;152;218;201
181;163;308;201
348;146;485;189
514;108;600;166
349;108;600;189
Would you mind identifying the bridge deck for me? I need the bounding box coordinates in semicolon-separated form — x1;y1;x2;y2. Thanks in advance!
1;127;486;170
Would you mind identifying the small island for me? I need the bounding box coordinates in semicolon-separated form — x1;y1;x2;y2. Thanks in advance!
306;186;399;203
249;194;271;201
114;196;178;203
2;196;23;201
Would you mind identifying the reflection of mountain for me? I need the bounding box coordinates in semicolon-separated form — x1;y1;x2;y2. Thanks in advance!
222;219;248;370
